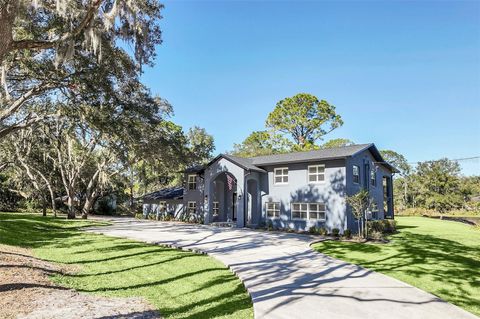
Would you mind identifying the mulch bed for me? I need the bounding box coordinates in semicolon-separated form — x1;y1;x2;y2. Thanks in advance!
0;245;160;319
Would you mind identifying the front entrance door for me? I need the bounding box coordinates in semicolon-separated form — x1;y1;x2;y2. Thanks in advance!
232;192;237;221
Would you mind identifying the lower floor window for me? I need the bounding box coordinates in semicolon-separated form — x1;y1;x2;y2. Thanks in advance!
266;202;280;218
212;201;219;214
308;203;326;220
292;202;326;220
159;201;167;212
291;203;308;219
188;201;197;214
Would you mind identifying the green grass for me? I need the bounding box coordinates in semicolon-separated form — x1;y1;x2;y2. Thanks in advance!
0;213;253;319
312;216;480;316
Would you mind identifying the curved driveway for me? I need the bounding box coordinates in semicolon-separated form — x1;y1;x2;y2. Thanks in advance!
89;219;477;319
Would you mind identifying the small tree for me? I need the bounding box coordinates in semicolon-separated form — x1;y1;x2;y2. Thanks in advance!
346;189;374;239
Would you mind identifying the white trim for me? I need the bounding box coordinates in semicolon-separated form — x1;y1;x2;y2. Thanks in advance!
266;202;280;218
212;201;219;215
307;164;326;184
353;165;360;184
187;201;197;214
274;167;289;185
308;203;326;221
187;174;197;190
291;202;327;221
370;168;376;187
291;202;308;220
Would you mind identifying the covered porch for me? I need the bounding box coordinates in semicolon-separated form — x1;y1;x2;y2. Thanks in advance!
203;154;264;228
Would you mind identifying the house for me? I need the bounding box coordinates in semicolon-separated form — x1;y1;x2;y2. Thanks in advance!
142;143;396;233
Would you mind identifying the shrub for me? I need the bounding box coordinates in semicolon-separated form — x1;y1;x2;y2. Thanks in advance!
370;230;384;241
367;219;397;234
267;220;273;231
308;226;317;234
317;227;328;236
331;228;340;237
383;219;397;233
343;229;352;239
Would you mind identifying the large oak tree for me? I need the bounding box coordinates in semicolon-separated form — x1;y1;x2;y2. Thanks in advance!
0;0;163;139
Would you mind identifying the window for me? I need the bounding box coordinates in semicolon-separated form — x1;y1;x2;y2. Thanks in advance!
187;201;197;214
291;203;308;219
159;201;166;212
308;165;325;183
292;202;327;220
370;169;376;187
308;203;326;220
212;201;219;215
266;202;280;218
353;165;360;184
274;167;288;184
187;174;197;190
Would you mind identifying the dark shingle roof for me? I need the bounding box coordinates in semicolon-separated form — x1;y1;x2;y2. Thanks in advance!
206;143;397;173
207;154;267;173
249;144;373;166
184;164;206;173
143;187;184;201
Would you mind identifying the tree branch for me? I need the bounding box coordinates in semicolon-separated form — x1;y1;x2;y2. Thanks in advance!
10;0;104;54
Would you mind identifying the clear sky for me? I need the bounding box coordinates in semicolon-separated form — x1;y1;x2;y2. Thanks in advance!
141;0;480;175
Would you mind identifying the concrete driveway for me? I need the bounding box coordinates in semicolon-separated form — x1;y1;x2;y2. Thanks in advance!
89;219;477;319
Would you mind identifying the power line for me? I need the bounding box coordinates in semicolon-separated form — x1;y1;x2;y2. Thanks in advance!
407;156;480;165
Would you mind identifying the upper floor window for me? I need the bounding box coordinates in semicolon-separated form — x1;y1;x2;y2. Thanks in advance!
353;165;360;184
188;174;197;190
370;169;376;187
274;167;289;184
266;202;280;218
308;203;326;220
212;201;219;215
308;165;325;183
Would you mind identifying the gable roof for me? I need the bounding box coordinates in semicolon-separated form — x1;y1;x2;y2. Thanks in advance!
203;143;397;173
249;144;372;166
143;187;184;201
206;154;267;173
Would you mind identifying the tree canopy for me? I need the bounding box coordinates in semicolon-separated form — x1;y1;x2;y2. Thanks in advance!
231;131;289;158
380;150;411;176
0;0;164;139
321;138;355;149
266;93;343;151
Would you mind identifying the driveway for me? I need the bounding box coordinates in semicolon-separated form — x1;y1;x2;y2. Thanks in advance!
89;219;477;319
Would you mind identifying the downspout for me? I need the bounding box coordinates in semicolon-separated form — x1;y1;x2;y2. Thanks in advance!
198;173;206;224
243;170;251;228
391;172;395;219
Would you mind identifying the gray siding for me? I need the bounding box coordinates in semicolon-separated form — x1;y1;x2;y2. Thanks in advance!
183;173;204;216
259;159;347;232
204;157;246;227
345;149;393;230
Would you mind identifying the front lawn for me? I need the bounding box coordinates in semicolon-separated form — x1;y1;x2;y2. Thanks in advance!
312;216;480;317
0;213;253;319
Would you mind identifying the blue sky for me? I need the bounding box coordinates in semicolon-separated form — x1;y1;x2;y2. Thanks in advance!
141;0;480;175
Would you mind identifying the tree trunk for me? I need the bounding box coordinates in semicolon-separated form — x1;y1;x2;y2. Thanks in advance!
0;1;15;64
67;194;75;219
82;197;94;219
42;197;47;216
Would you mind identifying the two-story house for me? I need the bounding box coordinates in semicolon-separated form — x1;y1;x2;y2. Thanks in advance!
142;143;396;233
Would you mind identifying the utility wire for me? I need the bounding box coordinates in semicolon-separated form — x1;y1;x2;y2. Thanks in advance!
407;156;480;165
